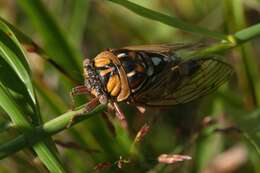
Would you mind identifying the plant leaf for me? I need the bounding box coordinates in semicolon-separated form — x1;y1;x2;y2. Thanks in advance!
0;19;67;173
108;0;227;40
17;0;83;83
0;21;36;106
0;84;67;173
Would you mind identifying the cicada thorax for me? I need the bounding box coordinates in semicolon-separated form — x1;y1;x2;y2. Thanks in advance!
92;49;177;102
91;51;130;102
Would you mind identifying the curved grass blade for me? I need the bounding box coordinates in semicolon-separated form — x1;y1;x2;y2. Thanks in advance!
0;20;42;125
108;0;227;40
0;21;36;107
0;104;106;159
0;84;31;130
0;17;77;84
17;0;83;83
0;20;68;172
0;84;68;173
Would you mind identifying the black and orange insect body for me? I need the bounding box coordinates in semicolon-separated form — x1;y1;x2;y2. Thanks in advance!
116;50;147;94
70;44;233;127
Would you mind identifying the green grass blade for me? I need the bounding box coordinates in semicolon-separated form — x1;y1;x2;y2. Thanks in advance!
0;84;67;173
17;0;83;83
234;23;260;43
108;0;227;40
68;0;90;47
0;19;68;172
0;104;106;159
0;17;78;83
0;20;42;125
0;21;36;107
232;0;259;108
0;84;31;129
34;141;68;173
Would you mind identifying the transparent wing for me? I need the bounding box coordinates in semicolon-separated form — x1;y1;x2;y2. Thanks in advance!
133;56;233;106
121;43;201;56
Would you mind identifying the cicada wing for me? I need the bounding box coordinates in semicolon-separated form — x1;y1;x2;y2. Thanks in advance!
133;56;233;106
121;43;203;56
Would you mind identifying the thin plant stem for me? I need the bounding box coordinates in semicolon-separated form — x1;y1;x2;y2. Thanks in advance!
0;104;106;159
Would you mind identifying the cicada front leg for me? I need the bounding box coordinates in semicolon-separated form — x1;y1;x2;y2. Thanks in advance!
67;85;99;128
67;97;100;128
114;102;129;131
70;85;90;110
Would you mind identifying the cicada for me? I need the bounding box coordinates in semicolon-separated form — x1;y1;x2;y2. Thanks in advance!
70;44;232;126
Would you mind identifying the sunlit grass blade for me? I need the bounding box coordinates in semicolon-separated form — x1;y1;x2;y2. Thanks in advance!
0;17;78;84
234;23;260;43
0;21;37;109
0;104;106;159
0;20;42;125
0;19;68;172
108;0;227;40
17;0;83;83
0;84;31;129
0;84;68;172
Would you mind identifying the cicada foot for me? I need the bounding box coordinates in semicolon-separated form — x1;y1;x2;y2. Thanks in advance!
67;97;99;128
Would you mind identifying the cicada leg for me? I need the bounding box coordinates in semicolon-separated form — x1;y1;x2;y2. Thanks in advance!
67;97;100;128
130;114;159;153
68;85;99;128
112;102;129;132
70;85;90;110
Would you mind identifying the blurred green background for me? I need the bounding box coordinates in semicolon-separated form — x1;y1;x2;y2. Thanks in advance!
0;0;260;172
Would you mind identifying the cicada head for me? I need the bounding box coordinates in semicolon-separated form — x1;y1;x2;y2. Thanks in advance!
83;58;108;105
83;51;131;104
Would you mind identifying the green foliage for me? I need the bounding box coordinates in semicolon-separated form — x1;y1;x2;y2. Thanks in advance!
0;19;67;172
108;0;227;40
17;0;83;83
0;0;260;172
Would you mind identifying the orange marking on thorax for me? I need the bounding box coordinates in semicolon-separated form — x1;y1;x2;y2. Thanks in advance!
94;51;130;102
94;57;111;67
106;74;121;96
99;68;113;77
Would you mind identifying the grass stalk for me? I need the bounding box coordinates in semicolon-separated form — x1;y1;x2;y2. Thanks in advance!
0;104;106;159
